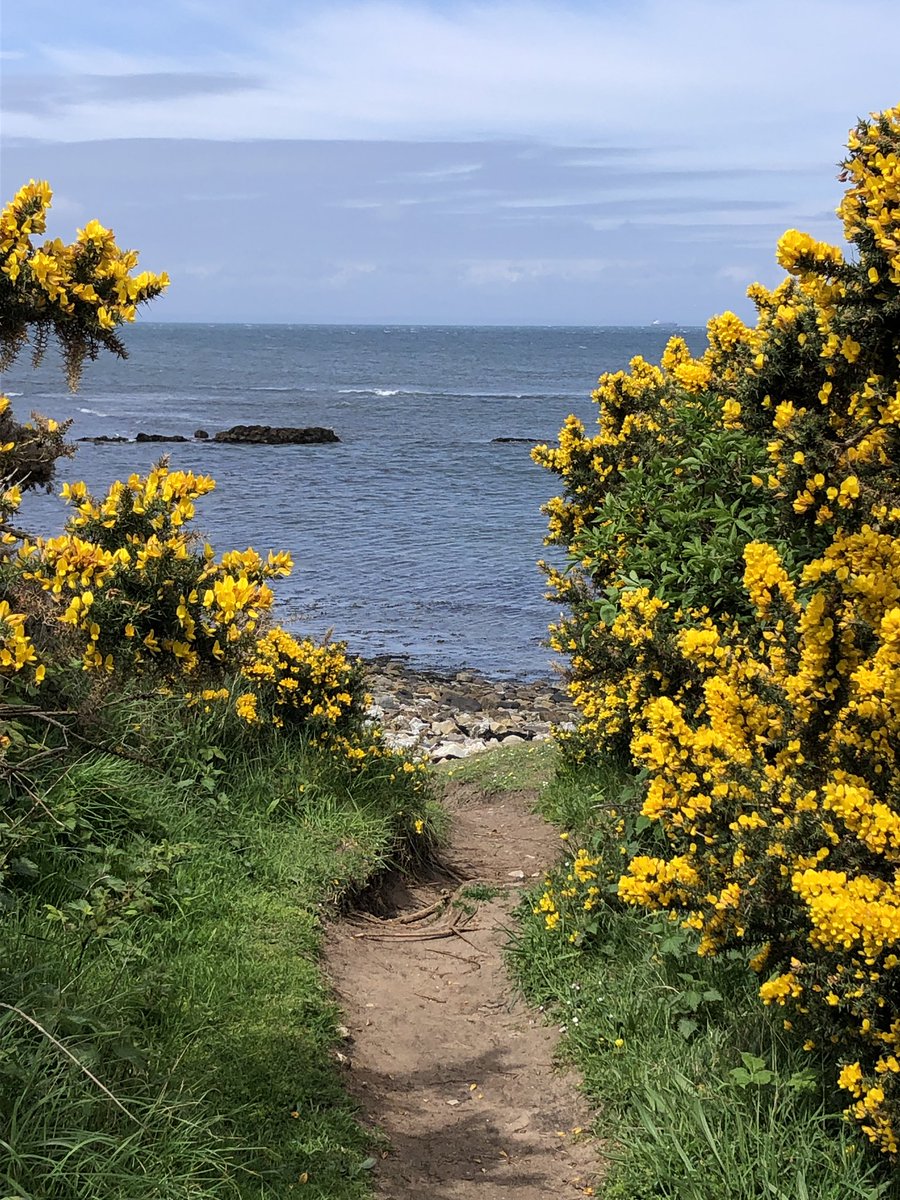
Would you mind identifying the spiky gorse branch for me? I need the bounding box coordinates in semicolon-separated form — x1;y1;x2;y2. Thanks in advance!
1;180;169;390
17;462;292;677
536;104;900;1155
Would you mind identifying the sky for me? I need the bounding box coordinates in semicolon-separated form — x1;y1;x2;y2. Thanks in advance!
2;1;898;325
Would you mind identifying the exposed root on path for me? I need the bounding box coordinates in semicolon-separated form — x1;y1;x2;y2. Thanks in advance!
348;880;524;937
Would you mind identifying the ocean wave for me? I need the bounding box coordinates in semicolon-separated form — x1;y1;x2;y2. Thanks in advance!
335;386;582;401
78;407;108;417
335;387;401;396
4;391;23;397
337;387;397;395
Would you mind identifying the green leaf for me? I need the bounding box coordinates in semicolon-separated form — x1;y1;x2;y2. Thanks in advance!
676;1017;698;1040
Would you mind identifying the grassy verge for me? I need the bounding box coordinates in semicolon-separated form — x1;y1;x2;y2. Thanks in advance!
499;747;898;1199
438;739;557;794
1;693;439;1199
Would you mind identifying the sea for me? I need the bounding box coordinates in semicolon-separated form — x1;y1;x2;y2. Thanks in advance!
2;324;704;679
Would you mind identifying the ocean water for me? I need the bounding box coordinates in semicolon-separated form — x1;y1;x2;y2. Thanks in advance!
3;324;704;678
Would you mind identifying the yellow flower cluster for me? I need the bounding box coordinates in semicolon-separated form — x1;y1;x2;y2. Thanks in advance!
1;181;169;387
19;462;291;675
537;104;900;1152
840;106;900;288
533;847;603;943
239;626;361;734
0;599;44;685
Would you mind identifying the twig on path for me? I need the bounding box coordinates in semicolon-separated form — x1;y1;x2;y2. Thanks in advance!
351;926;485;942
347;912;388;927
421;947;481;967
437;861;470;883
348;878;517;931
449;927;481;951
345;898;450;929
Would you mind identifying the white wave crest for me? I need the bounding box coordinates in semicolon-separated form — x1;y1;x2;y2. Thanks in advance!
337;387;400;396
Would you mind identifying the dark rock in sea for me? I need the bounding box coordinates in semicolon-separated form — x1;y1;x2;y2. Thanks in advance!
136;432;188;442
212;424;340;445
77;435;129;443
194;429;210;439
491;436;542;444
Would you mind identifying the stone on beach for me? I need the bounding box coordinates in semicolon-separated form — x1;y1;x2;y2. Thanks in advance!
363;657;572;762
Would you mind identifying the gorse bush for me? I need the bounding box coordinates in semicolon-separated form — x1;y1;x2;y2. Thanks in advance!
18;464;293;677
0;180;368;742
537;104;900;1156
0;179;169;388
237;626;365;736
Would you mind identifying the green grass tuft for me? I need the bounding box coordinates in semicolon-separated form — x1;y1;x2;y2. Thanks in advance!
439;740;558;794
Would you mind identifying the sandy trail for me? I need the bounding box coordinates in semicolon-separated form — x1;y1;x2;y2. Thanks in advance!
326;779;599;1199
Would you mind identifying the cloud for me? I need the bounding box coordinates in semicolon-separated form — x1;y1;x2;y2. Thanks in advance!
178;262;225;279
718;265;756;284
321;261;378;288
3;0;897;155
404;162;484;181
2;71;261;117
462;257;618;286
498;195;788;214
338;196;427;210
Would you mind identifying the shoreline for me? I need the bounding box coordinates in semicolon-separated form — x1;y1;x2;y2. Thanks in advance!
362;654;573;760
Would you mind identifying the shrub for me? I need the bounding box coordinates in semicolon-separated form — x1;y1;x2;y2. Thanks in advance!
0;179;168;389
537;103;900;1155
236;626;366;736
18;462;293;677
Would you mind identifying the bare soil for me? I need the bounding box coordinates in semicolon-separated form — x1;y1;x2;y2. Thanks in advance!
326;778;600;1198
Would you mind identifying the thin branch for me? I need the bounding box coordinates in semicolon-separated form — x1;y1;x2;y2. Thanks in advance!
4;745;67;773
837;418;881;452
0;1003;143;1126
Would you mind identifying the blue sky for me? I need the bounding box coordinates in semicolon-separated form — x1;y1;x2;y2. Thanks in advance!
2;1;898;324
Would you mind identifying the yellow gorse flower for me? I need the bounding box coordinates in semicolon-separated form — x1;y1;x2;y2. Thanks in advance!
535;102;900;1154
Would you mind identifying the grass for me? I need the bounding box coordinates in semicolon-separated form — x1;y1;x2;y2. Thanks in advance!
0;698;434;1199
507;756;900;1199
438;739;558;794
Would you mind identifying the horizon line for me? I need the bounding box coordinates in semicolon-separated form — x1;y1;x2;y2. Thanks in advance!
131;319;705;329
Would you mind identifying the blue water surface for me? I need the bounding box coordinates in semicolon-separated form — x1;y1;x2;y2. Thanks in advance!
3;324;704;678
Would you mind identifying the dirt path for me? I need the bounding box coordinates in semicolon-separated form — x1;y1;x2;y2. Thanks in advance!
326;776;599;1198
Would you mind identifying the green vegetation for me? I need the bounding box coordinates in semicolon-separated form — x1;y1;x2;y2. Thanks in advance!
439;740;557;794
1;688;438;1199
0;180;438;1198
9;101;900;1195
532;102;900;1159
510;758;898;1197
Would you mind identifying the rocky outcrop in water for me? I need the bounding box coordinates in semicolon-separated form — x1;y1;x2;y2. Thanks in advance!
363;657;573;761
213;425;340;445
79;425;341;446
